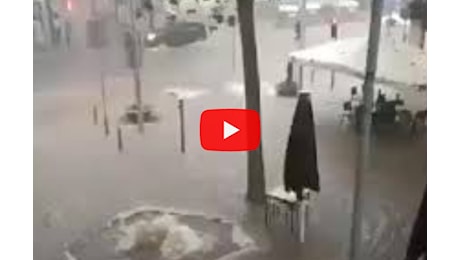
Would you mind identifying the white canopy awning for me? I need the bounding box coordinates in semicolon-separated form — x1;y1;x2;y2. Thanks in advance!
289;37;426;90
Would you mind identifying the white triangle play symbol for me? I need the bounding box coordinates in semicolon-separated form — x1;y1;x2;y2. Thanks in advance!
223;121;240;140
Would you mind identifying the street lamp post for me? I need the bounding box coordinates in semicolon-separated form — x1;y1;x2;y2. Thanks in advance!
87;5;110;136
348;0;384;260
165;88;207;154
128;0;144;134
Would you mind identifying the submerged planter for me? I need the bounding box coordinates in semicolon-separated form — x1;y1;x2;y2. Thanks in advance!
104;206;257;260
62;206;257;260
120;104;160;125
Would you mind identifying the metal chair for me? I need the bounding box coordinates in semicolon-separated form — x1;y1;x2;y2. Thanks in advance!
339;101;353;126
265;187;311;242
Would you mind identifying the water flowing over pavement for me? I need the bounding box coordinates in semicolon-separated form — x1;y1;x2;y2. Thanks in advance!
34;6;426;260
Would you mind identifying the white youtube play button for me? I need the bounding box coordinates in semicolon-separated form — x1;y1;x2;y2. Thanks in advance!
223;121;240;140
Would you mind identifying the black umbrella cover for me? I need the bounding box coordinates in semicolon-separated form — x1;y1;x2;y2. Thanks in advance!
284;92;320;200
405;188;427;260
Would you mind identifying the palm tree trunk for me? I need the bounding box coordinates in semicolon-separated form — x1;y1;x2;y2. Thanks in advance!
236;0;266;204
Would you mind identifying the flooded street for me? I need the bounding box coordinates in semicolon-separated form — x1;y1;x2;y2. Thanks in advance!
34;2;426;260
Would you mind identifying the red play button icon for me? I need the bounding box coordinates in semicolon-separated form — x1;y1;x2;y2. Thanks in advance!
200;109;260;151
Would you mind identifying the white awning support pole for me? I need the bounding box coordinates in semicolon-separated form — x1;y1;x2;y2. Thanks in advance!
310;68;315;86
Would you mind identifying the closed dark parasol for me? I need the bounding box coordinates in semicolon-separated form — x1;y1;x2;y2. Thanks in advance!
284;92;320;201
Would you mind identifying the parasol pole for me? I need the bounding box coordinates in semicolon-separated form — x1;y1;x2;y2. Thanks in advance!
298;198;307;243
348;0;384;259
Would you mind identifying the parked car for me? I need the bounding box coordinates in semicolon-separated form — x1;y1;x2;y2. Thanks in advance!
145;22;207;48
164;0;231;19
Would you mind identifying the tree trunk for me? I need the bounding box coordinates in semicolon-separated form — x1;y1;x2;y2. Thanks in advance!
236;0;266;204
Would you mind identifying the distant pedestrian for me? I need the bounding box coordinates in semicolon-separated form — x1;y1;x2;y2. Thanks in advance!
350;86;361;110
351;86;358;97
295;21;301;41
330;18;338;40
52;12;62;46
34;19;45;49
65;20;72;48
144;0;155;30
350;86;359;102
34;2;46;48
385;16;396;37
420;3;427;50
124;31;137;69
377;89;385;101
376;89;386;110
395;93;403;105
402;20;409;43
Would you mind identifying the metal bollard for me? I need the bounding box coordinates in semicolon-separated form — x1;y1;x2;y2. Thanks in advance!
310;69;316;85
330;70;336;91
103;115;110;136
117;126;123;152
93;105;98;125
178;99;185;154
